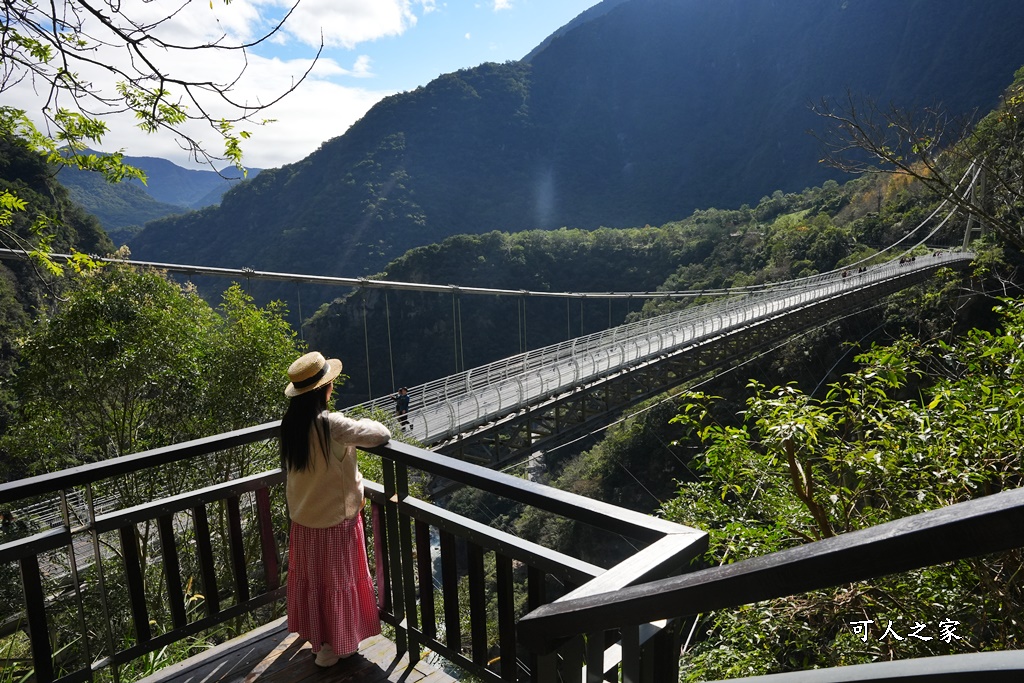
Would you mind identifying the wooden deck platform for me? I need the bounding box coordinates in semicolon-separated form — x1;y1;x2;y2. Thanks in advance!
136;618;459;683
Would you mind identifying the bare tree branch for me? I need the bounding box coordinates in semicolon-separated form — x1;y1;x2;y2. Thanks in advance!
811;86;1024;252
2;0;321;170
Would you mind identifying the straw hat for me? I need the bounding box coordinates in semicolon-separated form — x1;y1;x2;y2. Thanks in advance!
284;351;343;397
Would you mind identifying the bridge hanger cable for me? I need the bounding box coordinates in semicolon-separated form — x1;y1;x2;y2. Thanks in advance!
686;161;980;299
566;299;571;340
747;161;980;294
865;162;980;259
458;293;465;372
385;290;395;393
848;163;979;260
296;285;304;340
362;289;373;398
518;297;524;353
520;295;527;353
451;292;459;374
449;289;466;374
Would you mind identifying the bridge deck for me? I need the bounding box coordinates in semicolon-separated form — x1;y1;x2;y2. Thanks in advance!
137;618;458;683
352;250;975;448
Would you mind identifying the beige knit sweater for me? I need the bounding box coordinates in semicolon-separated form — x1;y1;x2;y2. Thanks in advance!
286;412;391;528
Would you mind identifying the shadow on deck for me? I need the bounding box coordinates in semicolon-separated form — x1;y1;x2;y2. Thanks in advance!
138;618;458;683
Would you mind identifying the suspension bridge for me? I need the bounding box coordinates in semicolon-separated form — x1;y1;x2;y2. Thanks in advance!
4;261;980;475
352;249;974;466
2;243;976;472
0;161;985;471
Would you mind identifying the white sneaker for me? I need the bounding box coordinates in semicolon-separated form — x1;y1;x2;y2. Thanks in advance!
314;643;355;667
314;644;339;667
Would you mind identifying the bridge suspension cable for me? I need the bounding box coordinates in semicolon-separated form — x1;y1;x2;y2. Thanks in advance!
0;160;983;305
0;250;730;300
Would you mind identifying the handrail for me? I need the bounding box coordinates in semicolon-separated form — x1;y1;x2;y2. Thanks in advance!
0;424;708;683
714;650;1024;682
2;425;688;542
0;421;279;504
364;440;696;542
517;484;1024;652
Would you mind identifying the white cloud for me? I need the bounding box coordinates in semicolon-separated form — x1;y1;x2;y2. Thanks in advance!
228;77;390;169
108;0;267;51
5;0;416;169
350;55;375;78
465;32;472;40
145;52;391;168
493;0;513;10
80;60;391;170
266;0;419;50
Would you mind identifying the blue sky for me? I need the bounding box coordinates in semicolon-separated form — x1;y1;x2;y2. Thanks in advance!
10;0;604;171
319;1;600;94
246;0;605;170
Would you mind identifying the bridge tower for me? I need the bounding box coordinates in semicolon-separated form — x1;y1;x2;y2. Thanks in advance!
963;164;987;248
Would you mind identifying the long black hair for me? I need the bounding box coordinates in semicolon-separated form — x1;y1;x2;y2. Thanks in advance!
280;384;332;472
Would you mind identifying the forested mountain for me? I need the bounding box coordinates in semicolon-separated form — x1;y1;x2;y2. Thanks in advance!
113;156;256;209
307;58;1024;406
0;136;114;439
56;167;186;245
306;171;989;406
128;0;1024;297
303;55;1024;406
57;154;259;241
503;68;1024;679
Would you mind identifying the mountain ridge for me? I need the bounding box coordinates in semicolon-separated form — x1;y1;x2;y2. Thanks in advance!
127;0;1024;290
58;153;261;240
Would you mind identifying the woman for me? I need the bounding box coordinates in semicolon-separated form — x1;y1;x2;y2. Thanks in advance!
280;351;391;667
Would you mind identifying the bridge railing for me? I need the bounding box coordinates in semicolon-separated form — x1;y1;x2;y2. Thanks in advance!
351;251;974;444
0;424;707;683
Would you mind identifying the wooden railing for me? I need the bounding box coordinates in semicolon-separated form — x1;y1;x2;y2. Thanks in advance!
0;424;287;683
363;439;707;681
5;419;1024;683
518;485;1024;681
0;423;707;683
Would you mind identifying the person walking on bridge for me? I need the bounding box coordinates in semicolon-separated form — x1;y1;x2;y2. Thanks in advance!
280;351;391;667
392;386;410;430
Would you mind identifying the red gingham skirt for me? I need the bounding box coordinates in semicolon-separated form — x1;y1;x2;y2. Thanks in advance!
286;514;381;654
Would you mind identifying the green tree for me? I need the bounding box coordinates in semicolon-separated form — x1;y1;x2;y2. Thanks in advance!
1;263;299;479
201;284;300;432
1;0;317;170
193;283;301;487
0;265;300;673
663;299;1024;679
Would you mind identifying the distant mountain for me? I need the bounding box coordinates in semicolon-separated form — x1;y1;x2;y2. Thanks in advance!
129;0;1024;292
117;156;258;208
58;154;260;240
57;166;186;245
